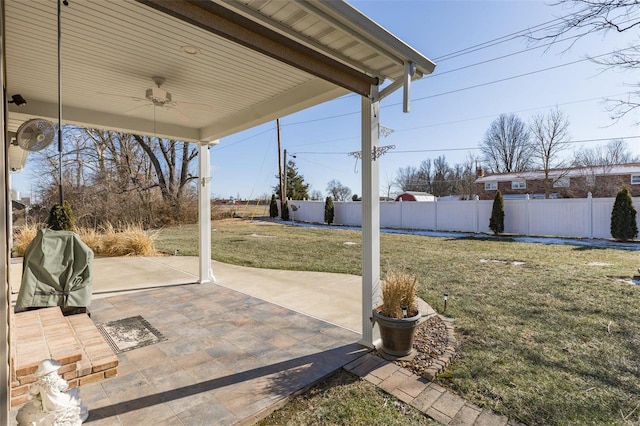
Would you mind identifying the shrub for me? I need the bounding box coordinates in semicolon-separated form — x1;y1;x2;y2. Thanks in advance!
281;199;290;221
47;201;76;231
96;223;157;256
14;222;157;257
379;270;418;319
269;194;278;218
489;190;504;235
324;196;334;225
611;185;638;241
12;223;39;257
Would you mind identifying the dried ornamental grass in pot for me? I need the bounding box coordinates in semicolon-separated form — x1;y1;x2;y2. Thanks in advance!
374;271;421;359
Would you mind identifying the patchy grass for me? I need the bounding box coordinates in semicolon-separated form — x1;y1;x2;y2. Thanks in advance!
258;370;437;426
157;219;640;425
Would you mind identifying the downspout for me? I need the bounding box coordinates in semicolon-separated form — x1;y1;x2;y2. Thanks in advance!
0;0;10;419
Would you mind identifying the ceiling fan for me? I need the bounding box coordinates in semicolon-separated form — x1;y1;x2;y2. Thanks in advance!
113;77;213;123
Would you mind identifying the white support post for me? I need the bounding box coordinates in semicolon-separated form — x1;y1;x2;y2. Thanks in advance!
525;194;530;236
474;195;479;233
587;192;593;238
1;0;10;418
360;85;381;348
198;142;217;284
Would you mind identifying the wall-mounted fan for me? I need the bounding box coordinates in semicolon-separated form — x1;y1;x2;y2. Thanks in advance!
107;77;213;124
15;119;56;152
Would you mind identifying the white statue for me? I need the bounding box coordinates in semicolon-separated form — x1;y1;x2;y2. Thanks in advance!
16;359;89;426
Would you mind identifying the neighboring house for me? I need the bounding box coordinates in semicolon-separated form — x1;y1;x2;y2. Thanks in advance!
395;191;436;202
475;163;640;200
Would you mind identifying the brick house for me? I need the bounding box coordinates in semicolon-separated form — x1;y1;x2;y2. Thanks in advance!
475;163;640;200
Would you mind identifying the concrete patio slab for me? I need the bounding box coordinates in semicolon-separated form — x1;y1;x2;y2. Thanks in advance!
10;256;364;332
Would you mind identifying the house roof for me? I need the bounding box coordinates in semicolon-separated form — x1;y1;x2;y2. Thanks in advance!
5;0;435;143
475;163;640;183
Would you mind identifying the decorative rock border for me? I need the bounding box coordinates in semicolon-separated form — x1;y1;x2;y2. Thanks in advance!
421;315;458;381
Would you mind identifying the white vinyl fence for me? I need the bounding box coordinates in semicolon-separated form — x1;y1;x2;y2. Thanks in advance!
283;195;640;239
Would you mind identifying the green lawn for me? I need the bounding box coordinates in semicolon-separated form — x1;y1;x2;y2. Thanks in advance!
156;219;640;425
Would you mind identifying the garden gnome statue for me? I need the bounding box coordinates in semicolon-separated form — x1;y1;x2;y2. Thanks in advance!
16;359;89;426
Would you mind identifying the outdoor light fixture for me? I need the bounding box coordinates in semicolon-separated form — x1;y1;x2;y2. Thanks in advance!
8;94;26;106
443;292;449;312
401;304;408;318
181;45;200;55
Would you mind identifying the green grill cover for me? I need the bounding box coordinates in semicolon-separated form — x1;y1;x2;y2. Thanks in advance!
16;229;93;308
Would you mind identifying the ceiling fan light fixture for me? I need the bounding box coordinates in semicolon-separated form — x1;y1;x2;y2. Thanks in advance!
181;45;200;55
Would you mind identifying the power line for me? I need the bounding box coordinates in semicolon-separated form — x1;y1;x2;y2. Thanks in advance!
433;15;570;61
408;45;639;104
427;34;582;78
292;136;640;156
284;44;638;129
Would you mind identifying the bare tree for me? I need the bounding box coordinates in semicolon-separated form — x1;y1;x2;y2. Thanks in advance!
540;1;640;121
132;135;199;210
32;128;200;226
574;139;638;168
393;160;432;193
417;160;433;193
382;172;396;200
326;179;352;201
572;139;639;196
480;113;533;173
530;109;571;198
431;156;452;197
309;189;323;201
455;155;480;200
394;165;421;192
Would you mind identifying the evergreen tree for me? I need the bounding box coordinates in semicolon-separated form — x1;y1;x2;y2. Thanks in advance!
281;199;290;221
269;194;278;218
611;185;638;241
489;190;504;235
47;201;76;231
324;196;334;225
273;160;310;200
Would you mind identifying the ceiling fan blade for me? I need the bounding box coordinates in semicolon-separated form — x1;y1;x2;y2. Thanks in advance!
125;104;152;115
174;101;214;112
98;92;148;102
165;106;191;124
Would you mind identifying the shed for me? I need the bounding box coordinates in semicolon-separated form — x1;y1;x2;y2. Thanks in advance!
395;191;436;202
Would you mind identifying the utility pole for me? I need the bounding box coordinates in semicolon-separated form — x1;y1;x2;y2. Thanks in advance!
283;148;288;200
277;119;283;202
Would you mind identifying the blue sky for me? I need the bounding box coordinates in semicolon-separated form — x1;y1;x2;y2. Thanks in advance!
14;1;640;201
208;1;640;200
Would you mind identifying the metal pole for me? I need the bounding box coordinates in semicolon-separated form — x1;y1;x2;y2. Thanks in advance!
57;0;64;205
277;119;283;202
283;149;288;200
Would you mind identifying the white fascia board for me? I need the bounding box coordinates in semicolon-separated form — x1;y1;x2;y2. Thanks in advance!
310;1;436;76
199;78;348;141
9;101;200;142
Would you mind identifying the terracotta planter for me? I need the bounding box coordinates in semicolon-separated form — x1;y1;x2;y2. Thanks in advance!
373;309;420;358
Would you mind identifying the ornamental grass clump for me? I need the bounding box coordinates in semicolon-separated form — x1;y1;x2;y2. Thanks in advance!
380;270;418;319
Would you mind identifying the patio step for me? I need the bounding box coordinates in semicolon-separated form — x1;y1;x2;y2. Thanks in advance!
10;307;118;409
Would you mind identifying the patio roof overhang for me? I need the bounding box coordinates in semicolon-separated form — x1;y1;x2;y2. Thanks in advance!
1;0;435;420
4;0;434;142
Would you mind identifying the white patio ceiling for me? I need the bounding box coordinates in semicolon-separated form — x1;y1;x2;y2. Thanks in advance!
5;0;435;143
